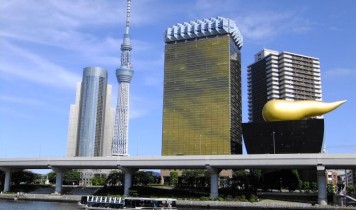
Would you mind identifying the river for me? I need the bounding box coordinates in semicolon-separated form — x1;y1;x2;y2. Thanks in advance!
0;199;337;210
0;200;79;210
0;200;236;210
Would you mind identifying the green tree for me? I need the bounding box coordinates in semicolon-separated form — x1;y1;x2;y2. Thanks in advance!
63;170;80;185
181;169;209;189
310;182;318;192
262;169;301;192
346;185;355;195
297;179;303;192
133;171;154;186
302;181;310;193
91;176;106;186
104;170;154;187
0;171;5;188
47;170;80;185
169;171;178;187
181;170;194;188
47;171;56;183
249;169;262;191
12;170;39;185
282;169;300;192
231;170;249;190
105;170;124;186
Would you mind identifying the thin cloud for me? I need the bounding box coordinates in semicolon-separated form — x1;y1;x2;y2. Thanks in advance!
0;0;154;56
0;95;46;107
130;109;148;120
325;68;356;77
129;94;163;120
0;106;34;119
186;0;313;41
0;0;158;73
110;93;152;120
160;1;313;42
0;41;81;89
236;12;312;40
129;96;149;120
144;76;162;88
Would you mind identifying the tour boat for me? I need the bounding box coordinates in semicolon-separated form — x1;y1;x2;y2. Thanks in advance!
80;195;177;210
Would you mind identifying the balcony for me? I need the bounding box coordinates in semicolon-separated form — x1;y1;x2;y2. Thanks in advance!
313;72;321;76
283;93;295;98
312;60;320;64
312;64;320;69
280;54;292;59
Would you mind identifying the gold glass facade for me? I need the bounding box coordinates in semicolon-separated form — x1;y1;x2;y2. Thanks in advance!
162;35;242;156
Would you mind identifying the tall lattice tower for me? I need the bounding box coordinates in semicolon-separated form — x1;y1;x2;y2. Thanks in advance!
112;0;133;156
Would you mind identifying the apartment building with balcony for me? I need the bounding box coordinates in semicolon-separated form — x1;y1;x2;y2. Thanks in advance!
247;49;322;122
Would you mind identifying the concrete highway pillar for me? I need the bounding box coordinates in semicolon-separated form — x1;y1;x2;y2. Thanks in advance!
118;166;137;196
1;168;12;192
206;165;221;198
53;168;63;194
317;165;327;206
124;172;132;196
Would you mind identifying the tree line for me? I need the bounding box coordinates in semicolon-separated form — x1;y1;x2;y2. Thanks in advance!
1;169;356;196
169;169;319;193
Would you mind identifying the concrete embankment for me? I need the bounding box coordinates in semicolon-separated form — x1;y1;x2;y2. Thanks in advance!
0;194;355;209
0;193;81;203
177;200;353;209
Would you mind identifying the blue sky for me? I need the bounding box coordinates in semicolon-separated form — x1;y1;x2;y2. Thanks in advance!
1;0;356;158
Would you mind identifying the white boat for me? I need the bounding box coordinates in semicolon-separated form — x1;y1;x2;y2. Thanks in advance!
124;197;177;209
80;196;177;210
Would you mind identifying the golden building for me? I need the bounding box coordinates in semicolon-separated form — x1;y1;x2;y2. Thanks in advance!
162;17;243;156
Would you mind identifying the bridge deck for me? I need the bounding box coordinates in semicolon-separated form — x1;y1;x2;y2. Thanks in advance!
1;154;356;170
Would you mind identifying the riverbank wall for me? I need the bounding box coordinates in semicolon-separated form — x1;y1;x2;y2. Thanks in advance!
0;193;80;203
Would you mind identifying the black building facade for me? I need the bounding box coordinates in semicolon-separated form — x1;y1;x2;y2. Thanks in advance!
243;119;324;154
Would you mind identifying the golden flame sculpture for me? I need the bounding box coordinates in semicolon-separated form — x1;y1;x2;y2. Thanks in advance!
262;100;347;122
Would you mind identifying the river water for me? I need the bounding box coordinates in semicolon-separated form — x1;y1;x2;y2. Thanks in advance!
0;200;79;210
0;200;230;210
0;200;218;210
0;200;233;210
0;200;324;210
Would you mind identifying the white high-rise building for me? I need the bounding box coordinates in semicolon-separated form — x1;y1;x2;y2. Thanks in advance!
247;49;322;122
112;0;133;156
66;67;115;157
66;68;115;185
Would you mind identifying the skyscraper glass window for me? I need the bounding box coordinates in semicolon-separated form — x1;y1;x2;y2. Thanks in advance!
162;17;243;156
76;67;108;157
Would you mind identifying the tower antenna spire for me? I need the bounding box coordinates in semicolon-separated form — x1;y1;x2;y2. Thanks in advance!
125;0;131;35
112;0;133;156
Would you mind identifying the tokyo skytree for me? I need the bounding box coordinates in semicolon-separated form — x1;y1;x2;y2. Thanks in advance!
112;0;133;156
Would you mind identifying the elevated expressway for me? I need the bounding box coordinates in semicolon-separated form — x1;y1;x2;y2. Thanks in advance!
1;153;356;205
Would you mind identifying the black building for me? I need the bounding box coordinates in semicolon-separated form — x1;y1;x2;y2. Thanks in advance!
243;119;324;154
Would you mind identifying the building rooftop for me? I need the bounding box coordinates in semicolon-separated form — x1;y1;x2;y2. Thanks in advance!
165;16;243;49
253;49;319;62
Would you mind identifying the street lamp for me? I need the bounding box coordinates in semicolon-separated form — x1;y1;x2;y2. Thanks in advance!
199;134;202;155
272;131;276;154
